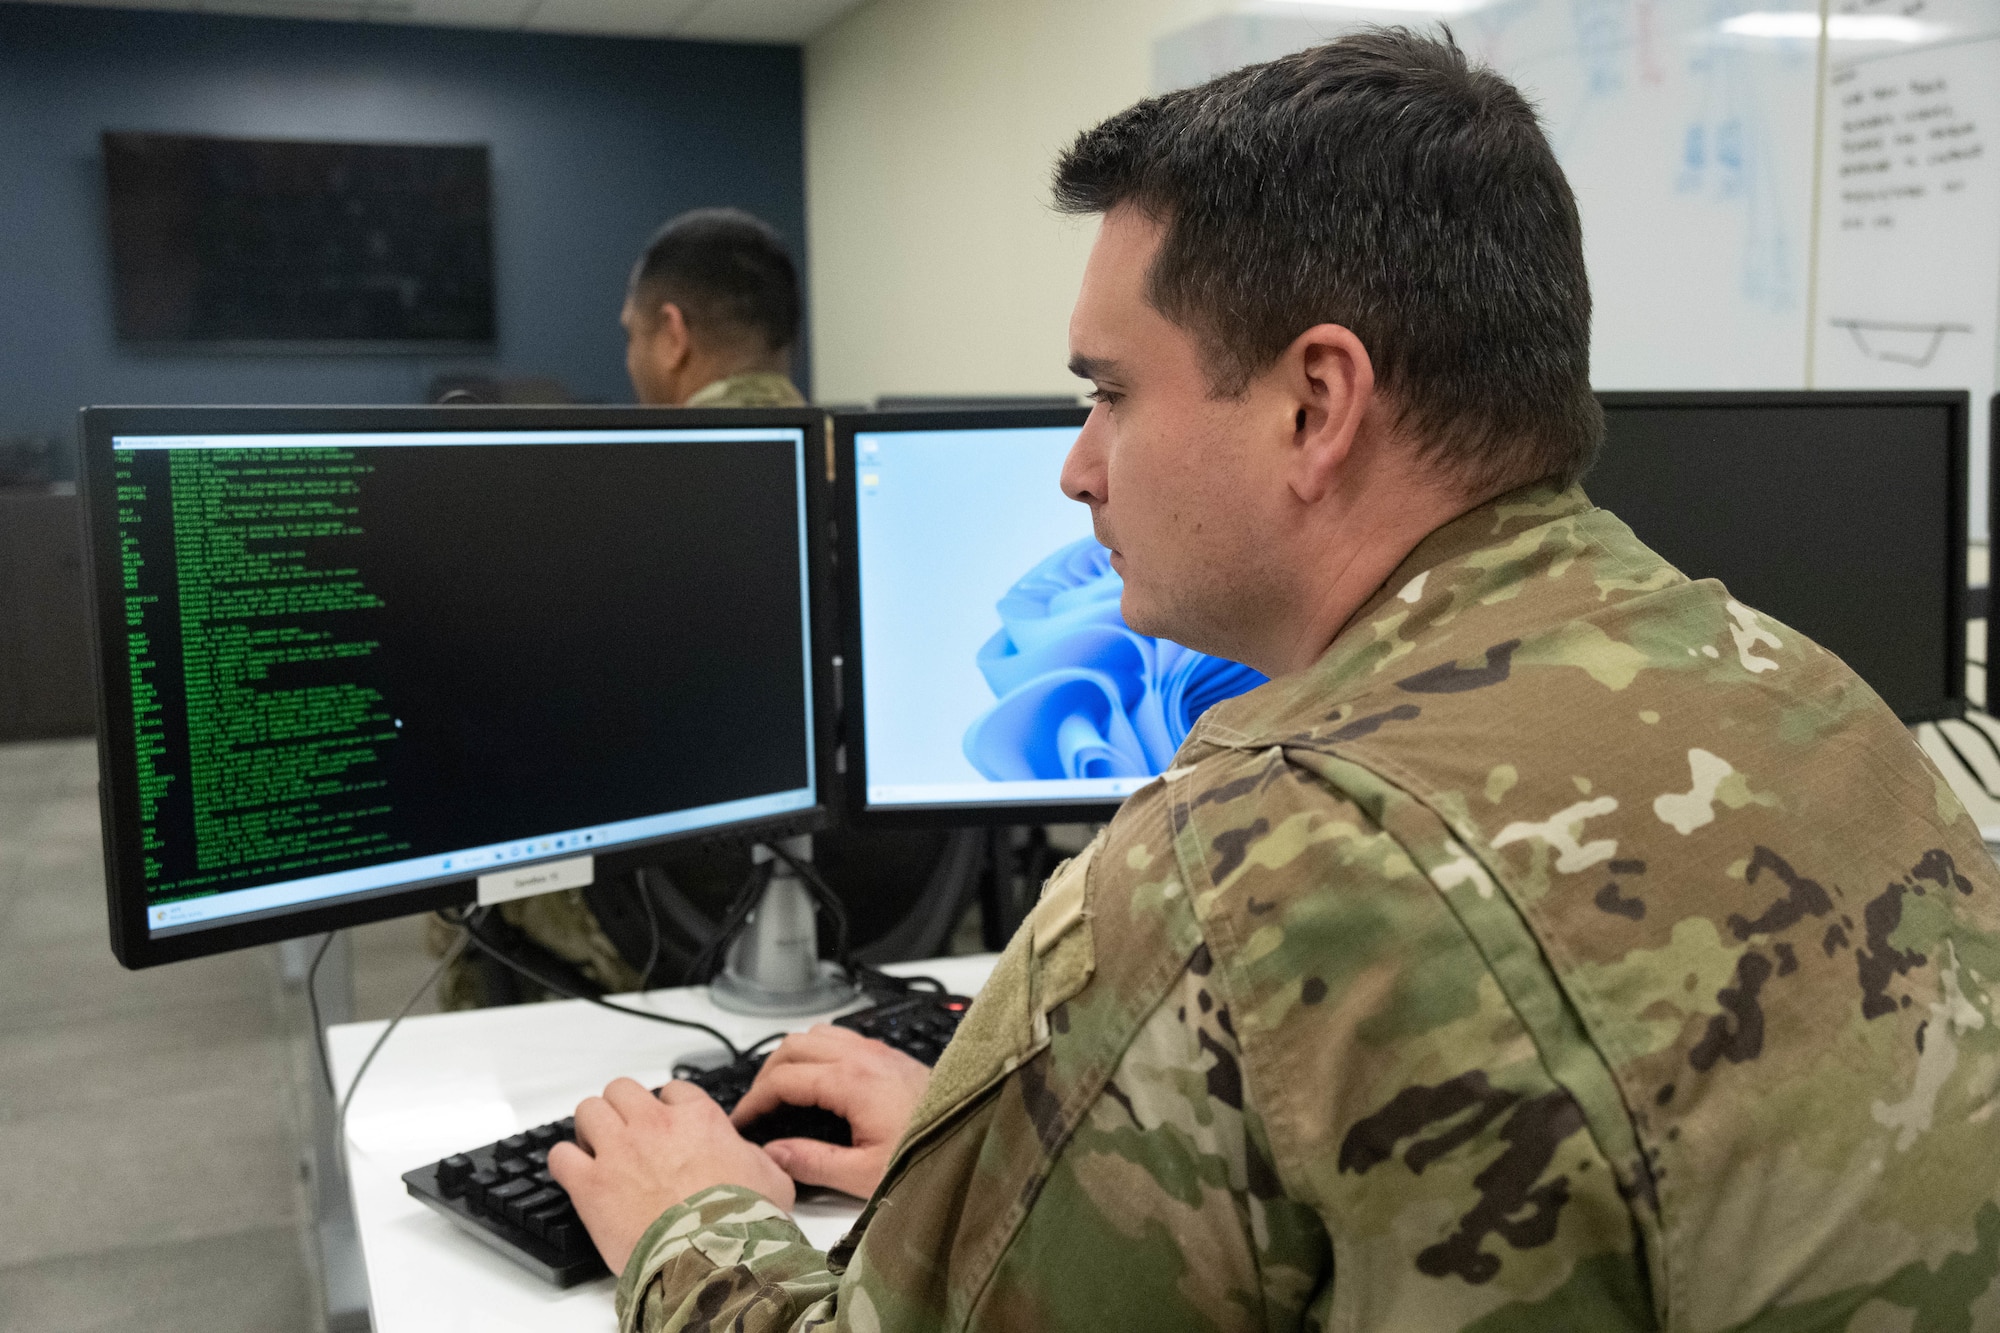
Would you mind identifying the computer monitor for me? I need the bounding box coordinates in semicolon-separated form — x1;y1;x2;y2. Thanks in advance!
80;407;832;967
1989;391;1999;621
1588;390;1967;724
833;408;1267;826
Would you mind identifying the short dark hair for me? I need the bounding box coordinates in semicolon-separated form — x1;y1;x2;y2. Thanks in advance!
1052;28;1602;494
630;208;801;355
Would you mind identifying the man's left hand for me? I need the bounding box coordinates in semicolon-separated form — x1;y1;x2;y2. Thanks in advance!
549;1077;797;1274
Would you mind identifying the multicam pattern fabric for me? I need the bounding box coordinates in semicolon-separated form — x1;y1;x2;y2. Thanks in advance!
432;887;643;1011
617;483;2000;1332
683;372;807;408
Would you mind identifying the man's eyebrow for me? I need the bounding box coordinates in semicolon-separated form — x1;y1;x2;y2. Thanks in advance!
1068;354;1123;381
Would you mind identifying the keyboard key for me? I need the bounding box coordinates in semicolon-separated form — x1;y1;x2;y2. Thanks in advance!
497;1158;534;1179
485;1177;536;1217
498;1134;531;1155
507;1186;564;1228
465;1167;503;1206
528;1202;577;1241
526;1123;561;1149
436;1155;474;1196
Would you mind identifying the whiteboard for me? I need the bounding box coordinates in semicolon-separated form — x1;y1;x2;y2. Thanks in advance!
1811;0;2000;533
1156;0;2000;533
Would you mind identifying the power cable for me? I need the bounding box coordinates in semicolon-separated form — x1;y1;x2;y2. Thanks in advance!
635;867;663;990
763;840;852;969
1956;710;2000;780
682;859;773;987
455;907;745;1062
1934;719;2000;802
337;926;468;1134
304;931;338;1099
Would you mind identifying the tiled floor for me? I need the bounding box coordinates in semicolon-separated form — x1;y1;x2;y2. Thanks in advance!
0;738;443;1333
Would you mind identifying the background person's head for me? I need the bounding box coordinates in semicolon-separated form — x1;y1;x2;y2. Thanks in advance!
622;208;801;405
1053;28;1600;675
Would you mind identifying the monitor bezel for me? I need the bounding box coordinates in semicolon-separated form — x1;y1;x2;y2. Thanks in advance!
1592;388;1969;726
1988;392;1998;628
80;404;835;969
830;407;1136;829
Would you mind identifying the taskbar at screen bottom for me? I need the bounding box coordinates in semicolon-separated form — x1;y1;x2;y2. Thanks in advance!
866;776;1154;809
146;787;818;937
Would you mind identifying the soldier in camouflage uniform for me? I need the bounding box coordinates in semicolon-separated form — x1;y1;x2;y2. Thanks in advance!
436;208;804;1009
620;206;807;412
547;31;2000;1331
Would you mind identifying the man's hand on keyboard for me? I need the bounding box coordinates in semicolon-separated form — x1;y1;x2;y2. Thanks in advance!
732;1024;931;1199
549;1076;795;1274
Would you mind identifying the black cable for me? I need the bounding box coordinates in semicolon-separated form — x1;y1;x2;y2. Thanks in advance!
305;931;337;1099
1934;722;2000;801
683;859;773;987
743;1031;788;1060
452;907;744;1062
1959;710;2000;774
338;927;468;1134
635;868;663;991
764;841;852;970
845;959;949;996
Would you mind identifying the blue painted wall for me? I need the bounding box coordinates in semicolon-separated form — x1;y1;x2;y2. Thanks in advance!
0;3;807;477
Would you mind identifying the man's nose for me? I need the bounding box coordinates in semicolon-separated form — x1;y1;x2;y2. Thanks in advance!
1060;410;1109;506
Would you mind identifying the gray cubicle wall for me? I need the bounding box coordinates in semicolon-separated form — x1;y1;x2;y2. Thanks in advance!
0;490;93;741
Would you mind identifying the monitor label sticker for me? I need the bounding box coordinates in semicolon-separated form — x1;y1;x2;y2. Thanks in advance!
477;854;595;907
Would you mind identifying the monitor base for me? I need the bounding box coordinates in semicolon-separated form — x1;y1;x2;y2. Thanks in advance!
709;960;856;1017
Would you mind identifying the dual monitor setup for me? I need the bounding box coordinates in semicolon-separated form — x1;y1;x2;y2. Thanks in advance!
80;392;1974;997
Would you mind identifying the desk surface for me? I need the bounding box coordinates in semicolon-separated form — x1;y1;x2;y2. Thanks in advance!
329;954;999;1333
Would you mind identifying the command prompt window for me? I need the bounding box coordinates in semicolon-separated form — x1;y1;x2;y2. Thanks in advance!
110;427;816;936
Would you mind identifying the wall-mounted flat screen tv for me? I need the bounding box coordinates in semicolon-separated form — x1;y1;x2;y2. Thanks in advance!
103;131;496;352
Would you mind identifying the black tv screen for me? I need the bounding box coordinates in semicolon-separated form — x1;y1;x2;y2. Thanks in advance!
103;131;495;350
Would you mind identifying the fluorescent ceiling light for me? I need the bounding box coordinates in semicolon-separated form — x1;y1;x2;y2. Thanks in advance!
1255;0;1498;15
1719;11;1943;41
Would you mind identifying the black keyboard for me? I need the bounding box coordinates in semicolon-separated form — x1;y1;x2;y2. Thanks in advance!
403;989;971;1286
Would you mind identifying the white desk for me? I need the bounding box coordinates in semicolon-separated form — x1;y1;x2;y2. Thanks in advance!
329;954;999;1333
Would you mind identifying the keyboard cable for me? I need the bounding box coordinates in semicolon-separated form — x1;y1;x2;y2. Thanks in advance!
326;900;963;1135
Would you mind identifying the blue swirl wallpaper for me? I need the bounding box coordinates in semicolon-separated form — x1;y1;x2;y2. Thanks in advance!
962;537;1266;781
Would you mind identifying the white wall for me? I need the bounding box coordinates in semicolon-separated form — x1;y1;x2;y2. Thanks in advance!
803;0;1222;405
806;0;2000;528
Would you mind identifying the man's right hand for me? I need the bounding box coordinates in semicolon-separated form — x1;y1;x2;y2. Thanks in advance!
733;1024;931;1199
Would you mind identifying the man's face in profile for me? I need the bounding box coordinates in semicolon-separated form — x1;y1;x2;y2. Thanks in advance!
1060;207;1294;664
621;297;671;406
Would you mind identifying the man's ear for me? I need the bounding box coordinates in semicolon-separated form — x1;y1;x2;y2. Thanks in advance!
653;302;694;369
1286;323;1376;505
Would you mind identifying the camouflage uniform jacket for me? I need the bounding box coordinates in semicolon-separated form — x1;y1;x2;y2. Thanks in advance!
616;482;2000;1332
684;372;807;408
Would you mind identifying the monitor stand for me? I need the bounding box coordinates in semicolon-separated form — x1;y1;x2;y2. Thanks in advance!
709;837;857;1016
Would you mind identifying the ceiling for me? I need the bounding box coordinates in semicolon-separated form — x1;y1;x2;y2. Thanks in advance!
9;0;871;42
